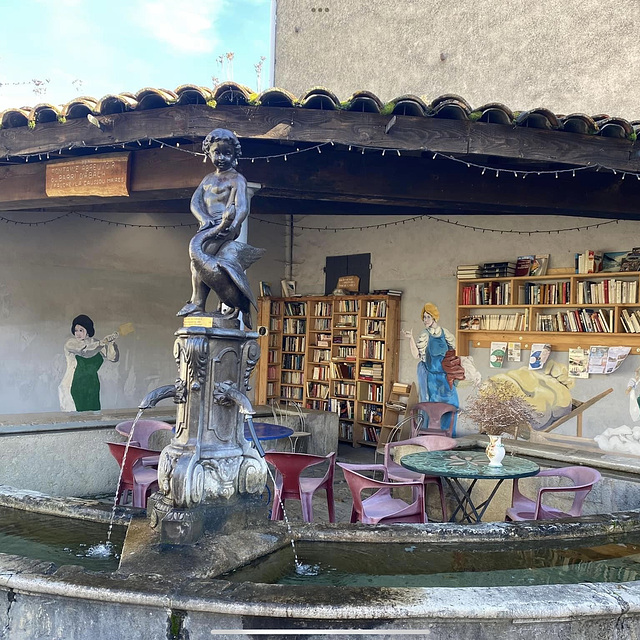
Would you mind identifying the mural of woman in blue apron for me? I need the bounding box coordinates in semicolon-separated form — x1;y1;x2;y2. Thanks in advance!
58;314;119;412
403;303;460;435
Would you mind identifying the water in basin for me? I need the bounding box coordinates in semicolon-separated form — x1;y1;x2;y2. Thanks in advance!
0;506;125;572
223;537;640;588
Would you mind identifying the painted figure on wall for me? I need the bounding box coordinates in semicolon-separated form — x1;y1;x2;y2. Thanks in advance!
58;314;119;412
402;302;463;432
177;128;264;328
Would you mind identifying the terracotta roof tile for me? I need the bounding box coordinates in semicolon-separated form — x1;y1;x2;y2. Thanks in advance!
0;83;637;141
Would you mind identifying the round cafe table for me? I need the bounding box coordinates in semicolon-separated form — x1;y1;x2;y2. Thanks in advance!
243;422;294;442
400;449;540;523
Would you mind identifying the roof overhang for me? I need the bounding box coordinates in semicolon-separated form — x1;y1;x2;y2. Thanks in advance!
1;102;639;219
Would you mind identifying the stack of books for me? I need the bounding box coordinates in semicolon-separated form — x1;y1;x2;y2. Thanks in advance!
457;264;482;279
481;261;516;277
359;362;383;380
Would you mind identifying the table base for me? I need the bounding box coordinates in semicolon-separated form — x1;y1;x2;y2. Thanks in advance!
445;477;506;523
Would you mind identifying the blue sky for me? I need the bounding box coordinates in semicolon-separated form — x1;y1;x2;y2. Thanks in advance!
0;0;272;110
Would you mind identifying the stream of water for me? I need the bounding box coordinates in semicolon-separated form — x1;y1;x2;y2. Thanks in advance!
87;408;145;558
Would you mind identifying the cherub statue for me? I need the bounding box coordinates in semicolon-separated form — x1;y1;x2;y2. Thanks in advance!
177;129;264;328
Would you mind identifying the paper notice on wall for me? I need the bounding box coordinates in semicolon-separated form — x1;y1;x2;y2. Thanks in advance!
489;341;507;368
604;346;631;374
568;347;589;378
507;341;521;362
588;346;609;374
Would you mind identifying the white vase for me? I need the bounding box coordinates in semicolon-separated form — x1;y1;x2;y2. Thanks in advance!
485;435;505;467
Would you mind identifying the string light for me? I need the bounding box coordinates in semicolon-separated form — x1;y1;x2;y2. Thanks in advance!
1;134;639;185
252;215;619;235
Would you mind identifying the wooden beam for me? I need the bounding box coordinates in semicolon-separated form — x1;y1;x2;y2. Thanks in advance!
1;104;639;172
2;140;640;219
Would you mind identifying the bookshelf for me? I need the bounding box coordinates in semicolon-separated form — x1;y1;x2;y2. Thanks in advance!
256;294;401;447
456;271;640;356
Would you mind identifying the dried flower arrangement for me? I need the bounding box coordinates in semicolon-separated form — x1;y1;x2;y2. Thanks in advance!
463;378;540;440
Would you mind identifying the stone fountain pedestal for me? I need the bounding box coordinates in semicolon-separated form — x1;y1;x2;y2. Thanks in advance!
149;315;268;544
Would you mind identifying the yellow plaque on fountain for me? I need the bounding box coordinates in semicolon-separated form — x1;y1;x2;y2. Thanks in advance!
183;316;213;328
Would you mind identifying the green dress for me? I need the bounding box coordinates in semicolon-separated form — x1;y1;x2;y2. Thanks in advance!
70;352;104;411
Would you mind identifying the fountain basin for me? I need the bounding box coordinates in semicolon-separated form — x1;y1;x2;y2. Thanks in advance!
3;485;640;639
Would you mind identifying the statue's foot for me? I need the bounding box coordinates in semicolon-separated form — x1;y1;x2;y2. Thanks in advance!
177;302;204;317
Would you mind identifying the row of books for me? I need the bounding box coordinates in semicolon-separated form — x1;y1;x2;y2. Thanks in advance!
621;309;640;333
361;403;383;424
518;281;570;305
330;399;354;419
536;309;613;333
577;279;637;305
459;313;527;331
460;281;512;305
575;250;603;274
306;382;330;399
362;382;384;402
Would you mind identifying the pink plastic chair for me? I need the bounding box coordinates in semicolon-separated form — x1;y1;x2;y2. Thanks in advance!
384;435;457;521
114;419;173;449
107;442;160;509
409;402;459;437
506;466;601;521
337;462;427;524
264;451;336;523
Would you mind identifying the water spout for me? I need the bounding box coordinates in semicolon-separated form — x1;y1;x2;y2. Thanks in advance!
214;381;265;457
138;384;179;410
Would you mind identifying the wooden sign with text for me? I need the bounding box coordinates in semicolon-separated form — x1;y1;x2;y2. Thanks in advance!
337;275;360;292
45;153;130;197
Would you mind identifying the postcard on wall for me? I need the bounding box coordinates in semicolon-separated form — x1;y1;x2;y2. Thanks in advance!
529;254;549;277
604;346;631;374
507;341;521;362
529;343;551;370
588;345;609;374
568;348;589;378
489;341;507;368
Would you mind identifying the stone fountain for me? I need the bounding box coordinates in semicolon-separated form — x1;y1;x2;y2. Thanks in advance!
138;127;269;545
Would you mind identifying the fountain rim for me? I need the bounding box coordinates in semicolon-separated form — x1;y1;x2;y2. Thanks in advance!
2;486;640;624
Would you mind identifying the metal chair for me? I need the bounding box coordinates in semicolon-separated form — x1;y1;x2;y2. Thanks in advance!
384;434;457;521
114;419;173;449
338;462;427;524
374;414;421;465
264;451;336;522
409;402;459;437
270;400;311;452
106;442;160;509
505;466;601;521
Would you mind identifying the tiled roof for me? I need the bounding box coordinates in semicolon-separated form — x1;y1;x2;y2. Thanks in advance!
0;82;637;140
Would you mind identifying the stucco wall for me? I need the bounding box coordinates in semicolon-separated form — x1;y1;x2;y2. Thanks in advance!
0;210;284;414
289;212;640;441
274;0;640;118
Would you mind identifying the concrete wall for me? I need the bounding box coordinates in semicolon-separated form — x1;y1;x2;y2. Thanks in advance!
0;210;285;415
274;0;640;118
289;212;640;442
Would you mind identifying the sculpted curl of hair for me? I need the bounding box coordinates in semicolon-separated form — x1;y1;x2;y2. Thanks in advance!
202;128;242;159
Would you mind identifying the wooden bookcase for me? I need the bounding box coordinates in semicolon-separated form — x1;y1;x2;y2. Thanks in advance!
456;271;640;356
256;294;401;447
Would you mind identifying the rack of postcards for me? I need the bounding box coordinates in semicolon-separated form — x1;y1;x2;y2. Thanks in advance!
256;294;400;446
